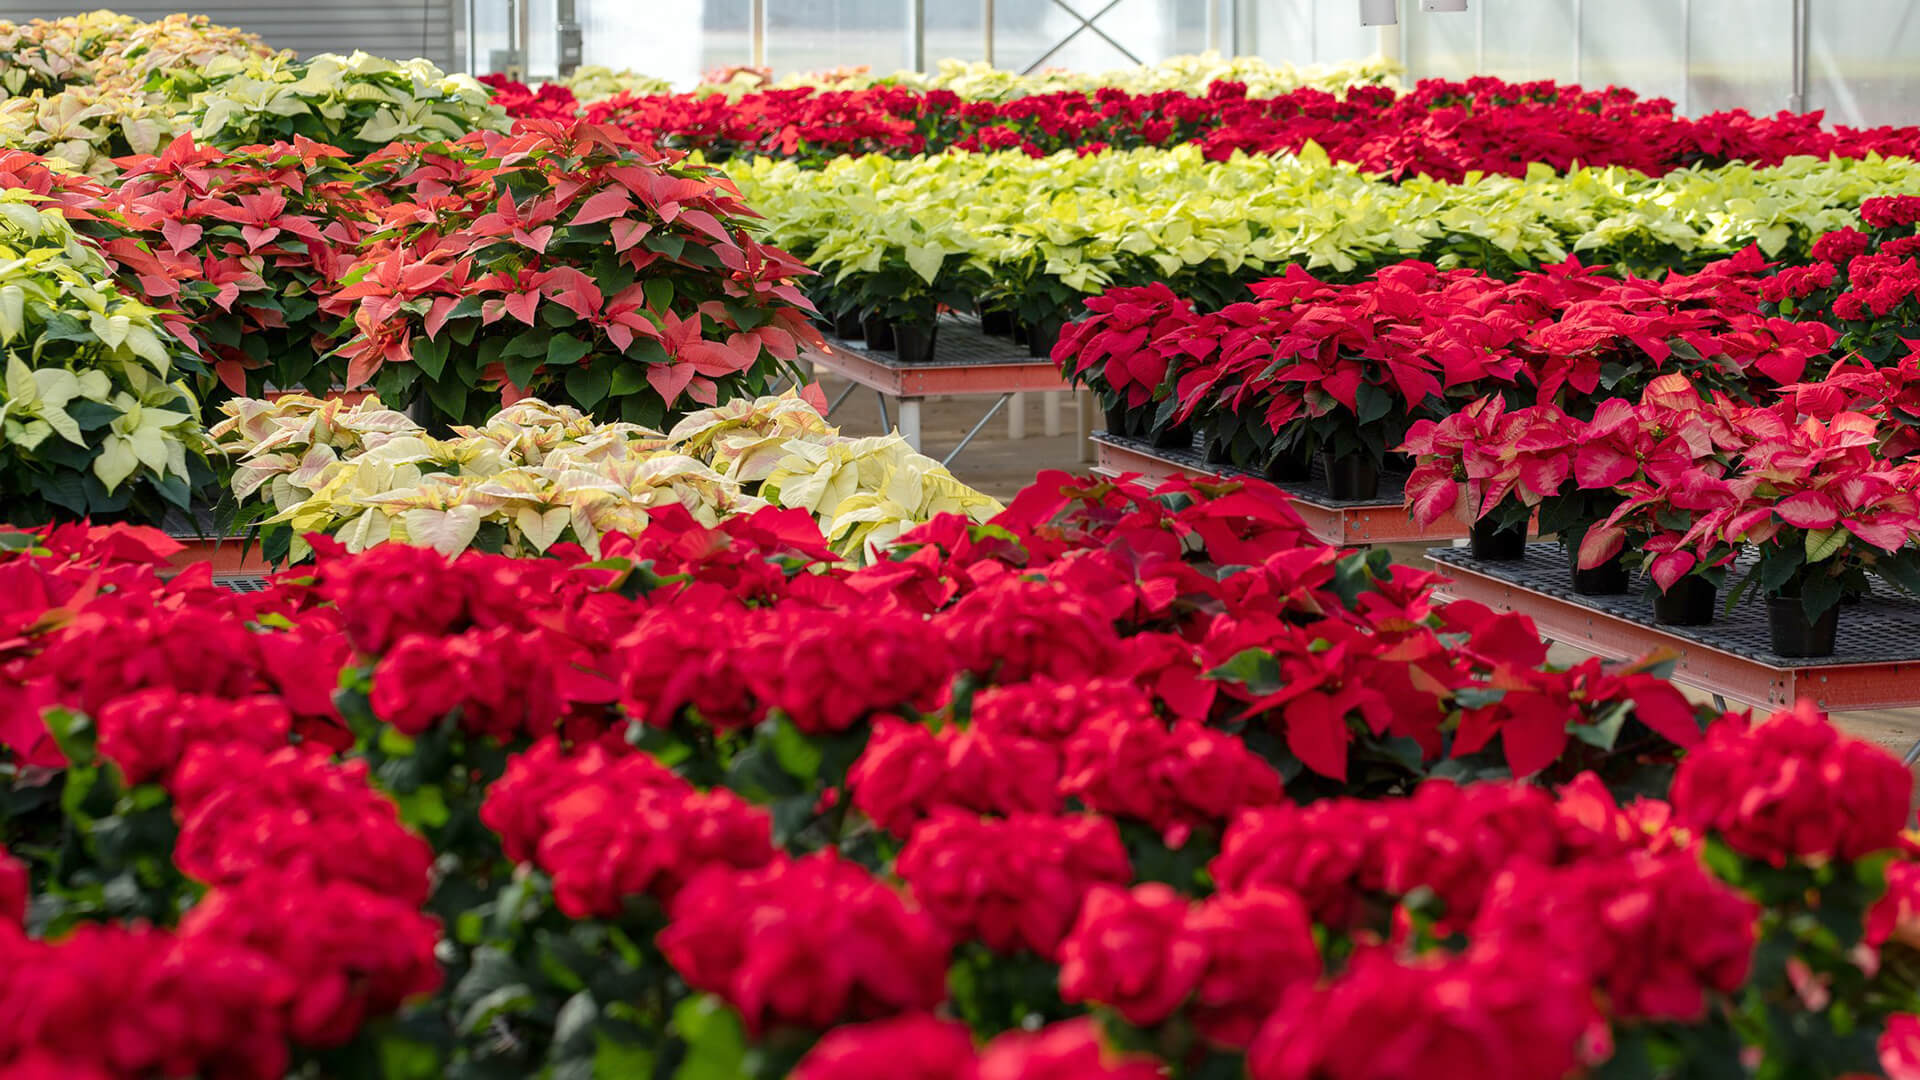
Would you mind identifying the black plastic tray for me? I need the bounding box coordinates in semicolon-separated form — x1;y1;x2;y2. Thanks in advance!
1098;432;1410;510
823;314;1043;369
1428;542;1920;668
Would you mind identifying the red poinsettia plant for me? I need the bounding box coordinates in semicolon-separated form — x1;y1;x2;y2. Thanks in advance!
7;476;1920;1078
109;134;384;399
477;74;580;122
1052;281;1198;439
336;120;820;426
1763;194;1920;367
581;76;1920;183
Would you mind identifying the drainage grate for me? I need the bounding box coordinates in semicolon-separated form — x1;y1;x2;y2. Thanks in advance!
212;574;273;594
1101;433;1411;510
1428;542;1920;668
823;314;1042;368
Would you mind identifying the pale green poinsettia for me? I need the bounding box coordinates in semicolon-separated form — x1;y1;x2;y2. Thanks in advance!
729;147;1920;312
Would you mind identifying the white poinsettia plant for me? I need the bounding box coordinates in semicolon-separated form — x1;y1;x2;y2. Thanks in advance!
213;390;1002;564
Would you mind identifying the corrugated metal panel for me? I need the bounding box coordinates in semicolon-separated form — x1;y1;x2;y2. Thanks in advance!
0;2;461;72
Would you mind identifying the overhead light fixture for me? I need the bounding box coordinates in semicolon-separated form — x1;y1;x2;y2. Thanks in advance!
1359;0;1397;25
1421;0;1468;9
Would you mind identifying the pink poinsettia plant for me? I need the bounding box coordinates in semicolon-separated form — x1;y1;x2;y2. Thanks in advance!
335;119;821;427
1715;408;1920;619
109;134;382;398
1400;394;1574;531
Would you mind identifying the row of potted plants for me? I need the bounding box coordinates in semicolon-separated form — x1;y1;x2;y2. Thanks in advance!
1055;194;1920;505
3;473;1919;1077
548;76;1920;180
488;52;1400;115
734;147;1920;363
1404;373;1920;656
0;12;507;179
0;117;826;525
211;390;1002;564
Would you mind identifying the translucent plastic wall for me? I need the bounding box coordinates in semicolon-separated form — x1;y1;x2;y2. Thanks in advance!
503;0;1918;126
1243;0;1914;125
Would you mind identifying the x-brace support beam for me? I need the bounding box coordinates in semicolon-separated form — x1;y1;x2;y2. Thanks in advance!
1022;0;1142;74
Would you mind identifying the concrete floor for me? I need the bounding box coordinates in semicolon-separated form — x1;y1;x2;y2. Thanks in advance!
817;371;1920;769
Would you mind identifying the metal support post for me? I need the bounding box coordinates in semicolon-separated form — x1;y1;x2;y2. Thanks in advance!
1007;392;1027;440
1043;391;1062;437
826;382;859;417
1789;0;1809;113
944;394;1012;467
1571;0;1581;88
910;0;927;73
875;391;891;434
751;0;767;68
983;0;995;65
555;0;581;77
898;399;923;451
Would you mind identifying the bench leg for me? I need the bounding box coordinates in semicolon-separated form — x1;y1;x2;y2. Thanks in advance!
898;398;923;453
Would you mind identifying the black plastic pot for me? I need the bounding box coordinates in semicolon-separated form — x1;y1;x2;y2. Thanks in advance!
1468;516;1527;561
1382;451;1416;475
861;316;896;351
1321;452;1381;501
1652;575;1717;626
978;306;1014;337
893;322;939;364
1026;317;1066;359
1767;596;1840;657
1103;401;1133;438
1569;552;1631;596
1011;320;1030;347
832;310;863;339
1203;433;1231;466
1265;446;1312;483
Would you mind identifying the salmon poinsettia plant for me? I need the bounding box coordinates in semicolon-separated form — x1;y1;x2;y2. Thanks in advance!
335;120;821;427
109;134;383;399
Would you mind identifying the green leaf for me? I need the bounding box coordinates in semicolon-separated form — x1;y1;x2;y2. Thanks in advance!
593;1035;654;1078
1205;648;1281;694
546;334;593;369
563;363;611;410
643;278;674;314
763;716;823;783
671;995;746;1080
503;345;544;391
427;376;471;424
1570;700;1630;750
609;361;652;397
549;991;599;1063
412;334;450;381
1802;572;1843;622
393;785;450;829
458;984;535;1036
